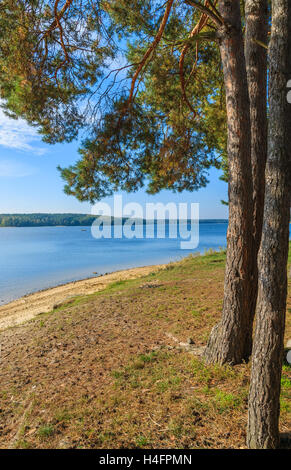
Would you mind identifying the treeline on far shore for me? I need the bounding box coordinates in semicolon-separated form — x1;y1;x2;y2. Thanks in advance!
0;213;97;227
0;214;229;227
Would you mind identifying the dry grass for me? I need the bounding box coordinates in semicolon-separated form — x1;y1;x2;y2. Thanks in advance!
0;247;290;449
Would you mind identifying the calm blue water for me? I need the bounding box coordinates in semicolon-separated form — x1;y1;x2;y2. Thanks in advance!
0;223;289;305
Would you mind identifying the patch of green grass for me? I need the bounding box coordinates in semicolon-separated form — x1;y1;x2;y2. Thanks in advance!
280;367;291;417
112;370;124;380
281;375;291;389
139;352;158;363
100;277;146;297
14;439;31;449
112;351;187;394
135;435;150;447
191;310;202;317
38;425;54;439
112;351;158;379
191;360;212;385
212;390;242;414
156;375;182;393
103;280;128;291
53;409;72;424
280;398;291;414
191;359;240;386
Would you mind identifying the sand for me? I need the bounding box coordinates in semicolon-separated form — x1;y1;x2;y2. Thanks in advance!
0;264;165;331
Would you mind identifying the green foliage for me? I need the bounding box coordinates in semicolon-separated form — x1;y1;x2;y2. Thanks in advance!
0;214;228;227
59;4;227;200
37;425;54;439
0;0;115;142
135;435;150;447
0;213;96;227
0;1;227;201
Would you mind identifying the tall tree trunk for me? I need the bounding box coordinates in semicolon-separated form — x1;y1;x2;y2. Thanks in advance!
247;0;291;449
204;0;255;365
244;0;268;354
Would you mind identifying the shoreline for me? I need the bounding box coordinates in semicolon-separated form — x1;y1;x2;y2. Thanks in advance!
0;264;166;331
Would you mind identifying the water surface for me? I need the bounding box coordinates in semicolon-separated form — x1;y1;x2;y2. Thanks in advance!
1;222;288;305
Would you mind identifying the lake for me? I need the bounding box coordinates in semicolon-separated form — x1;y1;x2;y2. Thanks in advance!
0;222;289;305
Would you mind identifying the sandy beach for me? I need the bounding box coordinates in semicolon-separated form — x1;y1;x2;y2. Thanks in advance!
0;264;165;331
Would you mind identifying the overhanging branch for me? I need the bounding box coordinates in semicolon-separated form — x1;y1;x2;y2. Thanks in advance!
179;0;219;116
126;0;175;109
185;0;224;28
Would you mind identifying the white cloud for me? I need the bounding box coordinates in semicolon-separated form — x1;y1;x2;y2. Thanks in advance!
0;159;37;178
0;108;46;155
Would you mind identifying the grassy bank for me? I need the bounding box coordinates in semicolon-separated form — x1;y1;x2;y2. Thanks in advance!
0;247;290;449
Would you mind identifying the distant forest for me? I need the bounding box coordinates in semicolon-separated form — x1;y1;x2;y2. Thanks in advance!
0;213;97;227
0;214;229;227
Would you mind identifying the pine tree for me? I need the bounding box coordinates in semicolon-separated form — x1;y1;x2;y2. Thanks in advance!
0;1;271;365
247;0;291;448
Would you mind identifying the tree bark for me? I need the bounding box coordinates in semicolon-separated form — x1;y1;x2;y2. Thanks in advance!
204;0;255;365
247;0;291;449
244;0;268;353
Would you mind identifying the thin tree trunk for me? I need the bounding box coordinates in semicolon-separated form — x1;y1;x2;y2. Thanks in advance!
204;0;255;365
244;0;268;354
247;0;291;449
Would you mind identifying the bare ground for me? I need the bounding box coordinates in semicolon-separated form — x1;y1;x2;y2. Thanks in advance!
0;249;290;449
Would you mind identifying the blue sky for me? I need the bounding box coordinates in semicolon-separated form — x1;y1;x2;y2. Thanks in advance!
0;108;228;218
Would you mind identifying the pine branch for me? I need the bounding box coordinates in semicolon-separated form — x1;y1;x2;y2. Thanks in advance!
184;30;218;45
184;0;224;28
179;1;219;116
126;0;175;108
